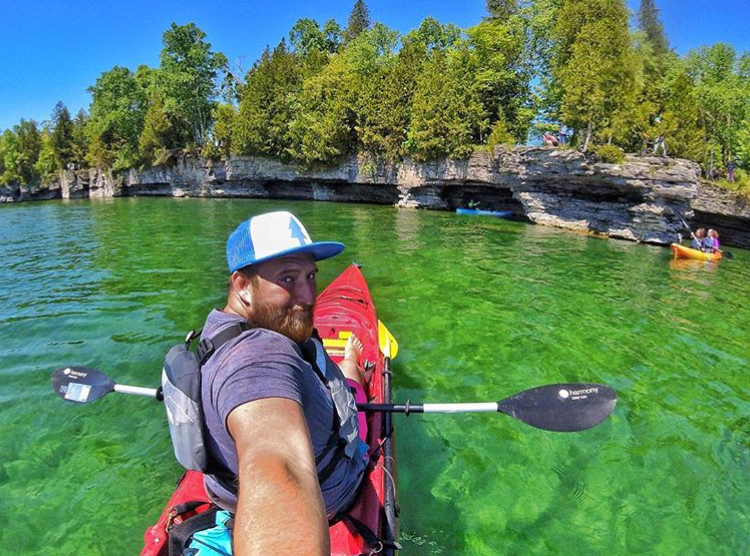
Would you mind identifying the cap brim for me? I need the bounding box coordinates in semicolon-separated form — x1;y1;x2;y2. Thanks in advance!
230;241;345;273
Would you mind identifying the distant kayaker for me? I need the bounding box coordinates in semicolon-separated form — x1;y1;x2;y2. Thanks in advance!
706;229;721;252
691;228;707;250
195;211;369;555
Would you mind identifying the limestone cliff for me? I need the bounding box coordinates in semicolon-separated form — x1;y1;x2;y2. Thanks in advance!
2;147;747;249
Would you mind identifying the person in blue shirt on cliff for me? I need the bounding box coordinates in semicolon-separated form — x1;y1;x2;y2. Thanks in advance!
196;210;369;555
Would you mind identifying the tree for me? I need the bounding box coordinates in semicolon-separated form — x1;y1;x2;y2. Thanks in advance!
405;47;486;161
551;0;638;151
637;0;669;57
289;19;340;57
0;129;22;185
71;109;88;167
467;13;533;143
0;120;41;185
685;43;750;175
86;65;150;169
343;0;371;43
233;41;303;159
35;130;58;179
155;23;228;148
486;0;519;21
211;103;237;157
50;102;75;169
286;54;356;167
139;94;180;164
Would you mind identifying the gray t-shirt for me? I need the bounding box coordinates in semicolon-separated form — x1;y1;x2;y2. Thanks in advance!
200;309;365;517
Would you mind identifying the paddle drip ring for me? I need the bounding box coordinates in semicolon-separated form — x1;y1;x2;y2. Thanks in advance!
404;399;411;416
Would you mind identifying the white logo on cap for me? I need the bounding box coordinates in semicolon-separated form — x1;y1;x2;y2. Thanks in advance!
250;212;312;259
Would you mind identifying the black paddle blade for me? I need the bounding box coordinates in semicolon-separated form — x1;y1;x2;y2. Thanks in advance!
51;366;115;405
723;251;734;260
498;383;617;432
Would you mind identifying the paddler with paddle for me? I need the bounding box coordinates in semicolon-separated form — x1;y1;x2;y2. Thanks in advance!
194;210;369;555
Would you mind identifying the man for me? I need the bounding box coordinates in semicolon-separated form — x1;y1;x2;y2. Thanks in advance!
198;210;368;555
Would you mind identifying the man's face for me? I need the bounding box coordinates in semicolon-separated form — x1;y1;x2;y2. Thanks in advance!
245;253;318;344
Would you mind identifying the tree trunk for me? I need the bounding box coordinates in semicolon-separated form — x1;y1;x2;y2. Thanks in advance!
582;121;593;153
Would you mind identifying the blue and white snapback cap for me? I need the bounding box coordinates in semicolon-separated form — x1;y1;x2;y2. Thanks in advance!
226;211;345;272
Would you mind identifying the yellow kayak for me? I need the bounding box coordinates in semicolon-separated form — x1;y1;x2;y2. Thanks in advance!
670;243;722;262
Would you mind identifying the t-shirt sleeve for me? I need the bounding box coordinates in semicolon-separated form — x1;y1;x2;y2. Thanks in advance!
209;332;307;430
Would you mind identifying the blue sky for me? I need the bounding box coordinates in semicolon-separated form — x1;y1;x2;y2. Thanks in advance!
0;0;748;132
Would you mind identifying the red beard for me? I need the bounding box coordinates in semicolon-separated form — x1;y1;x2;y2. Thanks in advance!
248;298;314;344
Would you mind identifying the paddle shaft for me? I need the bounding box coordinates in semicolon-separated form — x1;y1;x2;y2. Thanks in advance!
359;402;499;414
114;384;160;397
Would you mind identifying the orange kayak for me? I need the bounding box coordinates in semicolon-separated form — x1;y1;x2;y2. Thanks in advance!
670;243;722;262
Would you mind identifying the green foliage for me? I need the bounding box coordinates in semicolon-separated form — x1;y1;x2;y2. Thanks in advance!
637;0;669;57
290;18;341;56
155;23;228;147
50;102;75;170
71;110;88;167
233;41;302;159
467;14;533;142
0;120;41;185
406;47;487;161
0;129;22;185
403;17;462;53
486;117;515;147
86;65;150;169
592;143;625;163
211;103;237;158
344;0;371;43
684;43;750;176
286;55;355;167
552;0;637;150
486;0;519;22
139;95;180;165
35;130;58;179
355;40;421;161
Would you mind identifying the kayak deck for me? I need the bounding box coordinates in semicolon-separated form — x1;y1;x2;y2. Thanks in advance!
670;243;721;262
140;264;396;556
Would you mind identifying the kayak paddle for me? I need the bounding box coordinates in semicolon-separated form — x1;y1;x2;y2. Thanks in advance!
51;367;616;432
359;383;616;432
51;366;161;404
378;320;398;359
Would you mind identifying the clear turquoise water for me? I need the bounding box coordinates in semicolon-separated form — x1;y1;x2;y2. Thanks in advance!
1;198;749;555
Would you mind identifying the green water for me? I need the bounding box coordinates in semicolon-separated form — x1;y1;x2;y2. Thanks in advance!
2;198;749;555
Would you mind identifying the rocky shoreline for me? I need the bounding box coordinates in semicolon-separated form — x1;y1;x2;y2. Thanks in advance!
2;147;748;249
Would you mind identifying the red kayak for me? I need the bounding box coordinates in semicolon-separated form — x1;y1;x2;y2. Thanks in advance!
141;264;398;556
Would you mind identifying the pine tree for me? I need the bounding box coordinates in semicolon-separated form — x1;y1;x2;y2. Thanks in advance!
344;0;371;43
406;48;486;161
637;0;669;57
50;102;75;169
552;0;638;151
71;109;88;168
234;41;303;158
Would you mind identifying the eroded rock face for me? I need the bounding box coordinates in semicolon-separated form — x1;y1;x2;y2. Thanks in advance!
2;149;747;248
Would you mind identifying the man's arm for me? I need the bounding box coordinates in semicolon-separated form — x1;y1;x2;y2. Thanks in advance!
228;398;329;556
